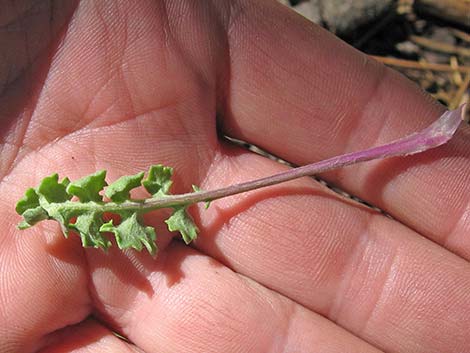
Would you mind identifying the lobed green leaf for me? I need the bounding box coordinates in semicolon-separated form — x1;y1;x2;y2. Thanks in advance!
37;174;72;204
15;188;40;215
142;164;173;197
104;172;144;203
21;207;49;228
165;206;199;244
67;170;107;202
16;165;200;254
100;213;157;255
70;212;111;249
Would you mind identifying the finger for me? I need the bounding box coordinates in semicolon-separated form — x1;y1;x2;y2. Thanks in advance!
0;183;91;353
38;318;143;353
86;242;382;353
195;146;470;353
219;0;470;259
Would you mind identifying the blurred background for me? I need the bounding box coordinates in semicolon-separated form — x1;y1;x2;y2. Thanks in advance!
279;0;470;118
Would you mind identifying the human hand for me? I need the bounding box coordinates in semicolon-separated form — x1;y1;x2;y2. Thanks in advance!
1;1;469;352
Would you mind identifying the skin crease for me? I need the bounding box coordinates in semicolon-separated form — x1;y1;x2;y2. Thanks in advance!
0;0;470;352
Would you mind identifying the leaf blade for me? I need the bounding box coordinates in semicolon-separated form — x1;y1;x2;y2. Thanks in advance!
142;164;173;197
165;206;199;244
37;174;72;204
100;213;157;255
15;188;40;215
67;170;107;202
70;211;111;249
105;172;144;202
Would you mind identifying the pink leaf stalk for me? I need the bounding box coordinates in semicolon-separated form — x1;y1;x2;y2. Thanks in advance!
134;105;465;210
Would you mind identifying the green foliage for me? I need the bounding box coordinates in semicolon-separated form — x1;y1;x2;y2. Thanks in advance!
71;212;111;249
142;164;173;196
15;165;200;254
67;170;107;202
100;213;156;254
165;206;199;244
38;174;71;203
105;172;144;202
16;188;40;214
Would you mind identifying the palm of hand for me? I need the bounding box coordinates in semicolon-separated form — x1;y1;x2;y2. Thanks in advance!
1;1;470;352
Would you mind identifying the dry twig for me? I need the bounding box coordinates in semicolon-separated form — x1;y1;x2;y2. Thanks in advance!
370;55;470;73
410;35;470;57
451;73;470;109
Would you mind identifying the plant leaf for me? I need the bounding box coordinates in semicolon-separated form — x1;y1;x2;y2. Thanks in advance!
18;220;33;230
16;175;77;232
16;188;41;215
43;202;84;234
165;206;199;244
37;174;72;203
67;170;107;202
14;106;466;255
21;207;49;227
105;172;144;202
100;213;156;255
70;212;111;249
142;164;173;196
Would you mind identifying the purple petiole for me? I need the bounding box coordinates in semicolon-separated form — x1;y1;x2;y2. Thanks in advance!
117;105;466;211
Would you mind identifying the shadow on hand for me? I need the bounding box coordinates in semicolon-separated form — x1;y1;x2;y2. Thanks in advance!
44;226;188;299
38;317;119;353
191;177;379;270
